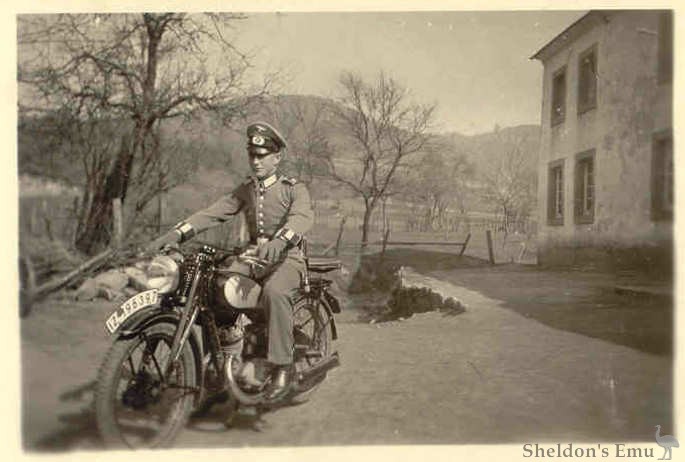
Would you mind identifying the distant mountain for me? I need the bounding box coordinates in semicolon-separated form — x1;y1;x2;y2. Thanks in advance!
437;124;540;180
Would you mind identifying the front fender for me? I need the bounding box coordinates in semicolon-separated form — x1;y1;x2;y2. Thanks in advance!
114;305;182;339
113;305;204;400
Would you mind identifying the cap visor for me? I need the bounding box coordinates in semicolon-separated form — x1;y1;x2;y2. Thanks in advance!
247;146;272;156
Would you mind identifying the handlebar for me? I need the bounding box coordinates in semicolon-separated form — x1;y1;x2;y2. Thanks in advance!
143;242;271;269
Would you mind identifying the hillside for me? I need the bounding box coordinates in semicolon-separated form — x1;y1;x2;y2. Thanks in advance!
18;94;540;234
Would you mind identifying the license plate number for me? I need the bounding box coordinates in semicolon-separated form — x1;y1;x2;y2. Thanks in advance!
104;289;159;334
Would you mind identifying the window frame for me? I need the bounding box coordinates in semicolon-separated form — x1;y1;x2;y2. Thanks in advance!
651;130;673;221
547;159;565;226
550;66;567;126
577;44;598;115
657;10;673;85
574;149;596;224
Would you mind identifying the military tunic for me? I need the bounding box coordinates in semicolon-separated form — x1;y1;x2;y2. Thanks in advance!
180;172;314;365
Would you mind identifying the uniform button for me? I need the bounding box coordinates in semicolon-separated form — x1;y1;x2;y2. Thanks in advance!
258;212;264;217
259;203;263;208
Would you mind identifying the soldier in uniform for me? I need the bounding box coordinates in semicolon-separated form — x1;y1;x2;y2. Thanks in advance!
148;121;314;400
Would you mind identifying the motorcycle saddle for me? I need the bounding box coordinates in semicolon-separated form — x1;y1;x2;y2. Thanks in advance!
307;257;342;273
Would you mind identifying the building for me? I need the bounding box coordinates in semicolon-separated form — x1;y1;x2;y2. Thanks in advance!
531;10;673;275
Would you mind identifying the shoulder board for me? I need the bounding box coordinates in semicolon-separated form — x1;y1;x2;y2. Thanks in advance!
242;176;255;186
281;176;298;185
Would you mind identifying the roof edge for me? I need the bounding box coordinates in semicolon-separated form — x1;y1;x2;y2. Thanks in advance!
530;10;606;61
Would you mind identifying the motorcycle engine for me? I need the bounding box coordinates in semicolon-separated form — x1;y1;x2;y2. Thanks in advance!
236;358;270;388
218;318;269;389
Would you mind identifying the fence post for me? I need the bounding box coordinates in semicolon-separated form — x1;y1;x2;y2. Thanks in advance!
112;198;123;247
334;215;347;256
157;192;167;234
486;229;495;265
459;233;471;257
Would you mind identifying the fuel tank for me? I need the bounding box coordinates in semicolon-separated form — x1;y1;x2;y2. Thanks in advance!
212;271;262;311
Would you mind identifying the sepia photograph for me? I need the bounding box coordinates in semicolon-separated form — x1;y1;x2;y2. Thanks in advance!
14;1;677;458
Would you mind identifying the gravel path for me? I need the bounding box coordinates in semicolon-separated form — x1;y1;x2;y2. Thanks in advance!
21;269;671;451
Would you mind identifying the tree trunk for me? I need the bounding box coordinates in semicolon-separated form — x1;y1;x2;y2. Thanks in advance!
360;200;375;251
74;130;137;255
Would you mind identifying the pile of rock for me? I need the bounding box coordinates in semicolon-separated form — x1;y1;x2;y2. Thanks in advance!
369;266;466;322
73;262;150;301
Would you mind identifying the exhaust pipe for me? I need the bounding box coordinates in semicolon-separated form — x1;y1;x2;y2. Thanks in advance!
294;352;340;385
224;352;340;404
224;355;266;405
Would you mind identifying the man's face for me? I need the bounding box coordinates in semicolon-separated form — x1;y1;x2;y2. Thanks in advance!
248;149;281;179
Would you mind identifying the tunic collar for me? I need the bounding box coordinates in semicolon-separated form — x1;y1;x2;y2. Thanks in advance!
253;173;279;190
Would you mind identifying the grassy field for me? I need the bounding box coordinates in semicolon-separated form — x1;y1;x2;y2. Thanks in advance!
19;167;537;268
307;222;536;265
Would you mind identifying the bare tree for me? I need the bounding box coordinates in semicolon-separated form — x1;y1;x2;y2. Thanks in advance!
18;13;274;254
405;149;472;232
324;71;436;249
260;95;332;185
481;144;536;235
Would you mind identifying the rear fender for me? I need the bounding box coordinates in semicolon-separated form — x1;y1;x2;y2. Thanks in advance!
322;289;341;313
319;294;339;341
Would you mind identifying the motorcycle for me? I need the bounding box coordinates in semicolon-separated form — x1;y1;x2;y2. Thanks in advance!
94;242;342;448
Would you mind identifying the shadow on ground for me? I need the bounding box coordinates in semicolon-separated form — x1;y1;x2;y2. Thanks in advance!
31;381;102;451
351;248;673;356
31;383;311;451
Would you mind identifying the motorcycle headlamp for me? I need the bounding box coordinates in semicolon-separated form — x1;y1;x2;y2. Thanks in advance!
146;255;180;294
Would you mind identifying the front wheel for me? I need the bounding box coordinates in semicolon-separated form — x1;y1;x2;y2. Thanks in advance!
95;322;197;449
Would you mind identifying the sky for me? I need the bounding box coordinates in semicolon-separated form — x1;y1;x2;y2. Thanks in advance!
229;11;586;135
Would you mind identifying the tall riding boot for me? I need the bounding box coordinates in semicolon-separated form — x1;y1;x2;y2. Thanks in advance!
265;364;292;401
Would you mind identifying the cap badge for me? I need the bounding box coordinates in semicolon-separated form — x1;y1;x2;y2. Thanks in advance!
252;135;266;146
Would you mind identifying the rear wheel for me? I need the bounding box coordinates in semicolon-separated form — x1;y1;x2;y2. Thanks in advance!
95;322;197;448
290;295;333;402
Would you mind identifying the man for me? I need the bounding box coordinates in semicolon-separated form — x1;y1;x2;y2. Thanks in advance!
148;121;314;400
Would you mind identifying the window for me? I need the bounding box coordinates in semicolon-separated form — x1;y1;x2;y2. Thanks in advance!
652;131;673;220
577;45;597;114
551;67;567;126
658;11;673;84
548;160;564;225
574;150;595;224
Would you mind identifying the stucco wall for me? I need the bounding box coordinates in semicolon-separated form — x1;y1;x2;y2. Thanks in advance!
536;11;672;273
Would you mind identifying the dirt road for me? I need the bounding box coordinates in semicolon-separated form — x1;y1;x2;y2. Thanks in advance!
21;269;671;451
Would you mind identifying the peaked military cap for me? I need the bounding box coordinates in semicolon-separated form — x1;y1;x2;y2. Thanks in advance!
246;121;287;154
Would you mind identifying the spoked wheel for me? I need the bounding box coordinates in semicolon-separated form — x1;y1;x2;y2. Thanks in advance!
290;295;332;402
95;322;197;449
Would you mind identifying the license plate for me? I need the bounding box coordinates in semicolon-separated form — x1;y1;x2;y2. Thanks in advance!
104;289;159;335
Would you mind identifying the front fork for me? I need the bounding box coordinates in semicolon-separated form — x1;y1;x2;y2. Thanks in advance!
164;262;204;381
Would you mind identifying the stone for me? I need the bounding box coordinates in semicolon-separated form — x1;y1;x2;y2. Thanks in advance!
93;270;129;292
97;287;117;301
74;278;98;301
